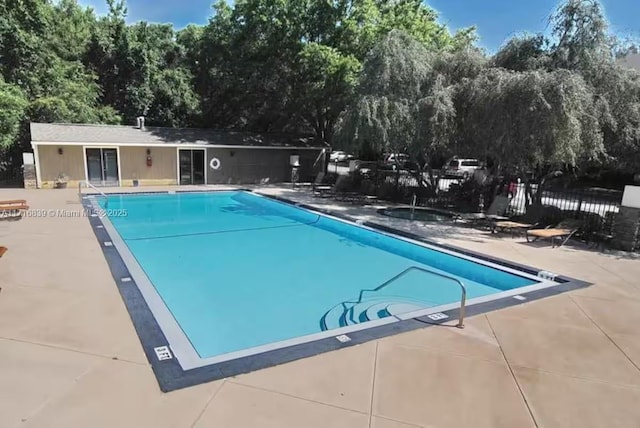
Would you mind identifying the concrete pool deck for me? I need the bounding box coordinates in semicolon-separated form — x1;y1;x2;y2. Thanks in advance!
1;185;640;428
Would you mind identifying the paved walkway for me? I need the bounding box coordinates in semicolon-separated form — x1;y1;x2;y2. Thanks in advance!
1;186;640;428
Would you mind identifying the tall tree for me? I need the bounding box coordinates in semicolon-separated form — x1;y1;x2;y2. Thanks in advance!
336;30;435;158
0;77;28;148
49;0;97;62
457;69;603;172
0;0;49;92
549;0;612;72
196;0;475;142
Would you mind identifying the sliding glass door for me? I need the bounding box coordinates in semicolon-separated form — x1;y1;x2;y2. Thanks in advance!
179;149;205;185
86;148;119;186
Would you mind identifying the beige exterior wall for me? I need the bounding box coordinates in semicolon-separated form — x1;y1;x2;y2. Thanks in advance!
37;145;85;188
36;143;322;188
119;146;178;186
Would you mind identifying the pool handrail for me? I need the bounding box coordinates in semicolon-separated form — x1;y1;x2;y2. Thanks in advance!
78;181;109;208
320;265;467;330
375;266;466;328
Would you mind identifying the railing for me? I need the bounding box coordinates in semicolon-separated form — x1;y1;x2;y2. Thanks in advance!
374;266;466;328
320;265;467;330
410;193;417;220
78;181;109;208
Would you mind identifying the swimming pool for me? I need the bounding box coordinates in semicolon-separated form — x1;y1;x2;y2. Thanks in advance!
87;190;585;391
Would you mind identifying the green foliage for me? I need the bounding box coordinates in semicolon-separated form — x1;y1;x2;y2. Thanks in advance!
338;0;640;175
0;0;473;156
194;0;472;142
49;0;96;61
294;43;361;143
0;77;28;148
359;30;434;100
337;30;474;163
146;68;200;128
416;75;456;156
592;66;640;171
493;35;550;71
457;69;604;170
336;30;433;157
0;0;49;88
0;0;637;179
549;0;613;72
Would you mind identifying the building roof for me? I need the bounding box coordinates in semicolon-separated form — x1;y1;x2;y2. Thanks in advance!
30;123;322;148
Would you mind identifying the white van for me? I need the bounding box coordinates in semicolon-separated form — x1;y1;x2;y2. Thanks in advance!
443;158;482;179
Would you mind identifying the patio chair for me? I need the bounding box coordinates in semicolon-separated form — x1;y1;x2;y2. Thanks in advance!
328;175;355;199
525;219;584;248
458;195;510;226
587;212;616;251
311;172;333;196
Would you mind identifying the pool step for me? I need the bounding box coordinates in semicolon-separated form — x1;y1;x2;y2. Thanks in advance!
320;298;436;331
321;305;348;331
345;299;392;325
385;303;426;317
364;302;392;322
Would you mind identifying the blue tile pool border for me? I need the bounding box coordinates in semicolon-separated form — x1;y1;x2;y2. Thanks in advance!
81;189;591;392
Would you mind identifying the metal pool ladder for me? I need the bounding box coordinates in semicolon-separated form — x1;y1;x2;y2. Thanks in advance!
382;266;467;328
78;181;109;208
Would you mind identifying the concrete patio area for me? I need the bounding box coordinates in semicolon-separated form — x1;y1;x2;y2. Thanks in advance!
1;185;640;428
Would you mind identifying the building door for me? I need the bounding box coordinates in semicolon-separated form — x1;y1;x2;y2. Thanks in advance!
86;148;119;186
179;149;205;185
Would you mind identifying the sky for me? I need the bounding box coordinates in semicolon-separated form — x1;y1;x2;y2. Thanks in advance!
79;0;640;53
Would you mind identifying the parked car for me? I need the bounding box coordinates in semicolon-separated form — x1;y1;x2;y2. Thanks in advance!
329;151;354;163
443;158;482;179
383;153;421;172
354;161;377;179
384;153;409;166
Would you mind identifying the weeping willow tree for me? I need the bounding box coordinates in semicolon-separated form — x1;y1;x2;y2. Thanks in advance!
492;35;551;72
337;0;637;206
456;68;605;208
459;69;603;168
592;65;640;172
336;30;459;190
336;30;431;155
549;0;613;73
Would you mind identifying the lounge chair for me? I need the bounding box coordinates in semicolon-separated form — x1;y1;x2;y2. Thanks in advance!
316;176;370;204
526;219;583;248
492;207;543;236
0;199;29;219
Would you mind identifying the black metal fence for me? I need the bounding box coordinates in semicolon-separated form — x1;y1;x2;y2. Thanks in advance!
333;166;624;235
507;185;622;235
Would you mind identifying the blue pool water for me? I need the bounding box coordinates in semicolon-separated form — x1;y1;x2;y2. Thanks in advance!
104;191;537;358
